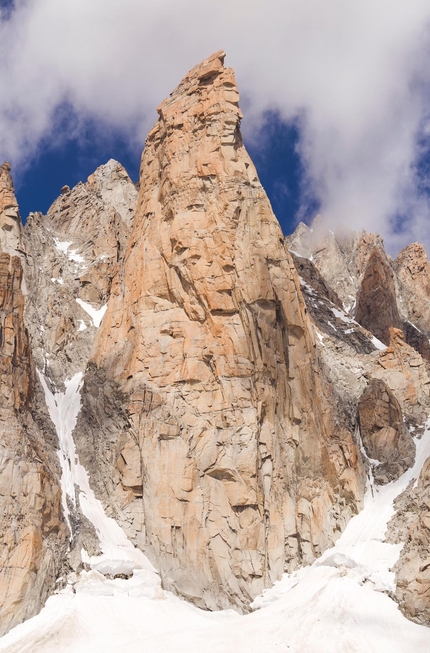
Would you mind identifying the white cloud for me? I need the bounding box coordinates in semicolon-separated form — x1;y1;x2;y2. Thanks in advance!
2;0;430;252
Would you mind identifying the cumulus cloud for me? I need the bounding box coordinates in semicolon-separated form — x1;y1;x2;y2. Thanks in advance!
1;0;430;251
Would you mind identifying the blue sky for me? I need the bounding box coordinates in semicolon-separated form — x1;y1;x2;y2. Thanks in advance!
13;110;306;238
13;116;142;222
0;0;13;17
3;1;430;254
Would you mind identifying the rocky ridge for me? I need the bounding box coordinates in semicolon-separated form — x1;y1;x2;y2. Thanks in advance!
23;158;137;388
0;164;67;636
288;216;430;622
0;158;139;634
0;51;430;636
76;50;365;611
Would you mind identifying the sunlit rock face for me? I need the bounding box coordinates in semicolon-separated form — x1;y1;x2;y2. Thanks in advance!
23;159;137;389
4;50;430;636
394;243;430;333
390;457;430;626
355;247;403;346
288;218;430;360
288;218;430;625
394;242;430;361
0;159;139;635
358;377;415;484
75;51;366;611
0;163;22;257
0;165;67;636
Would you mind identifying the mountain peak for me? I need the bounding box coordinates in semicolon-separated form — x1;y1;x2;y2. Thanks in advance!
2;52;430;649
0;160;22;255
152;51;242;161
160;50;228;110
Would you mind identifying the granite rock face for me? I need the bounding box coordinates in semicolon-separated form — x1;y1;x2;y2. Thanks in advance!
287;219;357;311
395;243;430;332
288;218;430;357
0;165;67;636
286;218;387;315
394;243;430;361
22;159;138;568
358;378;415;484
23;159;137;388
0;163;23;257
389;457;430;625
76;51;365;611
288;218;430;624
355;248;402;346
0;159;138;635
3;51;430;633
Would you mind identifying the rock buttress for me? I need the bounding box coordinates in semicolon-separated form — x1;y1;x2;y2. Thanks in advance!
355;247;402;345
358;378;415;484
81;51;365;611
0;249;67;635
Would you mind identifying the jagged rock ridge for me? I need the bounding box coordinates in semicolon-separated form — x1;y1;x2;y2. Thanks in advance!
288;216;430;623
76;50;365;611
0;164;67;636
0;158;139;633
0;50;430;638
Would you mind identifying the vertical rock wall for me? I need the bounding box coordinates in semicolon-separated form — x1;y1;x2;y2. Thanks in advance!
355;248;402;345
0;170;67;634
2;51;430;630
23;159;137;388
287;216;430;625
0;163;22;257
78;51;365;611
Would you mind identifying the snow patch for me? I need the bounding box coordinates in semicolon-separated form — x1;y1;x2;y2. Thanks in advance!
37;370;157;578
68;250;85;264
371;335;387;351
53;238;85;264
331;306;355;324
37;372;83;532
77;320;87;332
3;402;430;651
54;239;71;254
407;319;422;333
255;423;430;603
288;248;303;258
330;305;388;351
298;277;315;295
315;330;325;345
76;299;107;328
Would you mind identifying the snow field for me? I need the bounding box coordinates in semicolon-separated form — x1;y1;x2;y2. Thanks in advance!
75;298;107;328
2;381;430;651
37;371;158;578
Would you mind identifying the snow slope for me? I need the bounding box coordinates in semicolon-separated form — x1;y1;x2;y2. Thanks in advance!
37;371;158;578
75;299;107;328
1;385;430;651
